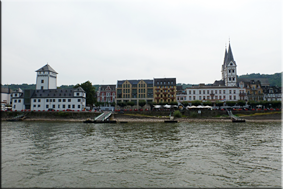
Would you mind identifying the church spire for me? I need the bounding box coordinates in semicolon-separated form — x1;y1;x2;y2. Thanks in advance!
226;42;234;63
223;45;228;65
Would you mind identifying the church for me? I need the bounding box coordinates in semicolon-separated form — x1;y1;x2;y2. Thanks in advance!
184;42;247;102
11;64;86;111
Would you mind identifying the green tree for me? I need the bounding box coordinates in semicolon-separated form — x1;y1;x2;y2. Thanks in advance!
236;100;246;107
118;102;127;108
203;101;212;106
127;101;135;109
225;101;236;107
248;100;258;109
74;81;96;109
138;100;146;108
191;100;201;106
214;101;223;107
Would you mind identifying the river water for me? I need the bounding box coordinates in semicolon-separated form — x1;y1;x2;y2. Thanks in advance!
1;121;281;188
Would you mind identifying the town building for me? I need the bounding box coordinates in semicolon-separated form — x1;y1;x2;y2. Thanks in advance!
262;86;281;101
115;79;154;106
240;80;264;101
176;85;187;102
11;64;86;111
96;85;116;104
153;78;177;103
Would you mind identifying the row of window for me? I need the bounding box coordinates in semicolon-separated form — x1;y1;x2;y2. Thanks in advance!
188;90;237;95
33;104;81;109
228;77;236;81
187;95;237;101
32;98;83;103
156;81;174;85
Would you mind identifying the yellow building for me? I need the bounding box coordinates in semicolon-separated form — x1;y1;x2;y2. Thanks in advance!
153;78;177;103
115;79;154;106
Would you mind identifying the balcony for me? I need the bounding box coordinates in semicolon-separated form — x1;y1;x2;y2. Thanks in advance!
163;92;168;95
155;92;160;95
170;92;175;95
239;93;247;96
170;88;174;90
155;97;160;99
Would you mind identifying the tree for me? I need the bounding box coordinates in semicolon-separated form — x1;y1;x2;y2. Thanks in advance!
74;81;96;109
203;101;212;106
214;100;223;107
225;101;236;107
127;101;135;109
118;102;127;108
138;100;146;108
236;100;246;107
191;100;201;106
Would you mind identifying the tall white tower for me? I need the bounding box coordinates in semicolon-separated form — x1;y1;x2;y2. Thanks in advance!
35;64;58;90
221;43;237;87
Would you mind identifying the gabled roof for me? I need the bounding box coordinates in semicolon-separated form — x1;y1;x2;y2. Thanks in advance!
36;64;58;74
74;87;85;92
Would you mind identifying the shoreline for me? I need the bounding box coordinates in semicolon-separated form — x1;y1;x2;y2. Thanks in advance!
2;117;281;123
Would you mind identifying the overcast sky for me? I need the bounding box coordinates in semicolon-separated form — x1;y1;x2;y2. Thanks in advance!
2;0;282;86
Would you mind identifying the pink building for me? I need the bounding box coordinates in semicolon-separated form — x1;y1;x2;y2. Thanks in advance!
97;85;116;103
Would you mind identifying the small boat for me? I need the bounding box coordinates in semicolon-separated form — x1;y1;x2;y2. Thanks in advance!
232;118;245;122
164;120;178;123
83;119;117;123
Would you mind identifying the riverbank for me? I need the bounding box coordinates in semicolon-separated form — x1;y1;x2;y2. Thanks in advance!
1;111;281;123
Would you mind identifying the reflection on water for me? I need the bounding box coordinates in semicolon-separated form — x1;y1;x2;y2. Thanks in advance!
2;121;281;188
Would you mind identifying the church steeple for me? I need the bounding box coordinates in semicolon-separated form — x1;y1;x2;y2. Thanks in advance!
226;42;235;64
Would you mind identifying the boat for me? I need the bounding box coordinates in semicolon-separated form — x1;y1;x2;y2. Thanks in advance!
6;114;26;121
232;118;246;122
164;120;178;123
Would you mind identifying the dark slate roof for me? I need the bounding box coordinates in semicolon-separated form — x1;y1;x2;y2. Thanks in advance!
154;78;176;86
262;86;281;94
238;78;269;86
213;80;225;86
225;43;235;64
100;85;116;91
117;80;153;86
31;88;84;98
223;48;228;65
36;64;58;74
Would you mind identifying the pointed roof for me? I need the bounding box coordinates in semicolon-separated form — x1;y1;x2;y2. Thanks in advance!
223;47;228;65
226;43;234;64
36;64;58;74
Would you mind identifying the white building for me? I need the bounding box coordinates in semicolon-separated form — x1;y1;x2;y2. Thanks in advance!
1;87;13;105
186;84;246;102
11;64;86;111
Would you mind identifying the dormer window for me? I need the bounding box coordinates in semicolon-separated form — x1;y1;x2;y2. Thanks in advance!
230;63;233;65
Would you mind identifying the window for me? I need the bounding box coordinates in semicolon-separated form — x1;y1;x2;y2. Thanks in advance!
72;105;75;108
68;99;71;102
77;93;79;96
58;99;61;102
68;105;71;108
189;96;191;100
193;96;196;100
38;99;41;102
63;99;66;102
53;105;55;108
229;78;231;81
58;105;60;108
229;96;232;100
229;90;232;94
215;90;217;94
199;90;201;94
189;90;191;94
233;90;236;94
46;105;49;108
33;99;36;102
14;100;17;103
53;99;55;102
78;105;80;108
41;86;43;90
41;80;44;83
46;99;49;102
63;105;65;108
234;96;236;100
19;100;21;103
207;90;209;94
219;90;221;94
219;96;221;99
193;90;195;94
207;96;209;100
203;90;205;94
223;90;225;94
199;96;201;100
15;94;17;97
78;99;81;102
38;105;40;107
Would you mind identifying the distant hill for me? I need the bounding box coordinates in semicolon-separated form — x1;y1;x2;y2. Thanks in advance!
3;72;281;91
238;72;282;87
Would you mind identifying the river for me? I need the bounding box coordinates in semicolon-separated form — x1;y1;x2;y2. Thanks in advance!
1;121;281;188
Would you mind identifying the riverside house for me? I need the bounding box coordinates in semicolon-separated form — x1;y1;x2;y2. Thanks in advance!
11;64;86;111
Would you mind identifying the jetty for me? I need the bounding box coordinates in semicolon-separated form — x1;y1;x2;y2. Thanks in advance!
6;114;26;121
83;111;116;123
227;109;246;122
